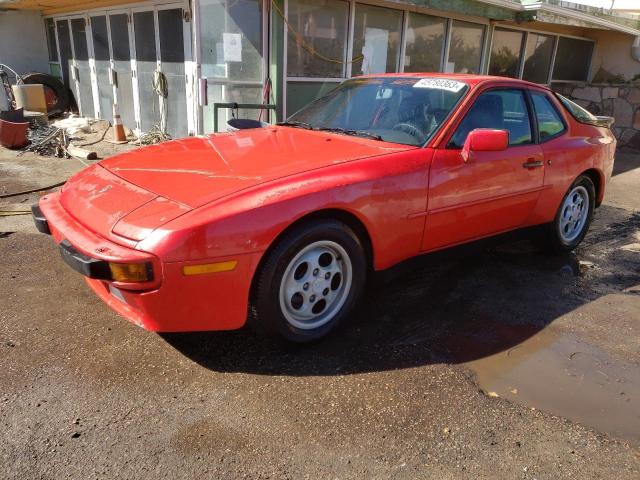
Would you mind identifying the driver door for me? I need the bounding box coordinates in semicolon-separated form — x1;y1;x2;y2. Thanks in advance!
422;88;545;251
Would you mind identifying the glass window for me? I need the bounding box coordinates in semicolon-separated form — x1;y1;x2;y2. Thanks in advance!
352;4;403;75
199;0;264;81
158;9;185;64
56;20;72;86
288;77;469;146
70;18;89;61
556;94;597;123
91;16;110;62
203;84;264;133
531;92;565;140
45;18;59;62
489;28;524;78
447;20;485;74
286;81;340;116
403;12;446;73
49;63;62;79
522;33;554;84
133;12;156;63
287;0;349;78
450;89;532;148
110;14;131;62
553;37;594;81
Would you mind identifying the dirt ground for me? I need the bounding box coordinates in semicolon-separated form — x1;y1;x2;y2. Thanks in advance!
0;142;639;479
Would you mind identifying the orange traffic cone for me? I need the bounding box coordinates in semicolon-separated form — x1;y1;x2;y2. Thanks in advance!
109;104;128;144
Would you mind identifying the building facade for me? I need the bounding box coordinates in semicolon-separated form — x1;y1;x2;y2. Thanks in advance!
1;0;639;138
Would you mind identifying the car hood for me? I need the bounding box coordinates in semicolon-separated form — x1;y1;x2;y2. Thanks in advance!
100;126;414;208
60;127;413;243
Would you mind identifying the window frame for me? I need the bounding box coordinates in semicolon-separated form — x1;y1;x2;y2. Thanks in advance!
282;0;489;117
484;25;595;84
521;31;556;84
445;87;536;149
527;89;567;144
446;19;486;75
488;27;526;78
551;36;595;83
43;17;62;79
403;10;447;74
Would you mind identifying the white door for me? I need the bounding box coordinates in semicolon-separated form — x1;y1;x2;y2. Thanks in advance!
131;4;192;138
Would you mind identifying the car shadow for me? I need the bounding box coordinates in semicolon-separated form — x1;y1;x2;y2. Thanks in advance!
612;150;639;177
161;204;639;377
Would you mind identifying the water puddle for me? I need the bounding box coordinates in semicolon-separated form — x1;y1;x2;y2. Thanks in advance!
466;327;640;445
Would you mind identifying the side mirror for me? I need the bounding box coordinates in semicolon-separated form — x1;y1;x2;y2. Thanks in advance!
461;129;509;163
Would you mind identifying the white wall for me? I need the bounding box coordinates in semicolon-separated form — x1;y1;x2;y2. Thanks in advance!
0;10;49;76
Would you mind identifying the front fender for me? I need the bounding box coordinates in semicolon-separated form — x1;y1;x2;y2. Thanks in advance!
139;148;432;271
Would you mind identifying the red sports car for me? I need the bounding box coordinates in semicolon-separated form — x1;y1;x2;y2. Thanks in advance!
33;74;616;342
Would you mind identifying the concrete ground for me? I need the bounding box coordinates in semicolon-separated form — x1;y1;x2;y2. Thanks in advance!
0;144;639;479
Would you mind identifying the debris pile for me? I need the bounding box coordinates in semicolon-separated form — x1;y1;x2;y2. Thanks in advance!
20;116;102;160
22;125;65;156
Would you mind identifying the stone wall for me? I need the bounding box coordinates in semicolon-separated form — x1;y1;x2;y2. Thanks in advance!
551;82;640;150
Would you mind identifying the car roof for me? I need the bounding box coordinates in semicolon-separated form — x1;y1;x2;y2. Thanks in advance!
355;72;549;91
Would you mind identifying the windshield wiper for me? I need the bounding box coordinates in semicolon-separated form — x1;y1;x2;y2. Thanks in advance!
317;127;383;141
276;121;314;130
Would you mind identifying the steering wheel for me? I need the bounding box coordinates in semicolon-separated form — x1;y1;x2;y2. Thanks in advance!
392;122;424;141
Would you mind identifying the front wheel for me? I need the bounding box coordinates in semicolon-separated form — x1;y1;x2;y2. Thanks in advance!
249;219;367;343
546;175;595;252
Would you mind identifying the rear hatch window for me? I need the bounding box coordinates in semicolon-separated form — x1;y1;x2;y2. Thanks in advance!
556;94;614;128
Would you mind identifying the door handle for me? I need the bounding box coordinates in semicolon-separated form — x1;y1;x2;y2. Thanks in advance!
522;159;543;169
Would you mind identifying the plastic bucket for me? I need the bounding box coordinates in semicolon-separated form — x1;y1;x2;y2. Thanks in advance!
0;118;29;149
0;108;25;123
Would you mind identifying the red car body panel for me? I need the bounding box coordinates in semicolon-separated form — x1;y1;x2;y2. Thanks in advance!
38;74;616;332
101;128;413;208
39;190;261;330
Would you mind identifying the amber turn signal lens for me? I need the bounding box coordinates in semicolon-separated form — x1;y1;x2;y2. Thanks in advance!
109;262;152;283
182;260;237;276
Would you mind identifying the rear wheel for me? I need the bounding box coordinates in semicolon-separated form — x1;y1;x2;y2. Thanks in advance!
546;175;595;252
249;219;367;342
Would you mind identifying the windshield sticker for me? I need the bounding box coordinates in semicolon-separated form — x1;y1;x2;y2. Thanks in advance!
413;78;466;92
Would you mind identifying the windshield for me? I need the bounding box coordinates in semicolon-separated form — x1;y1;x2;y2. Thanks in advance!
287;77;469;146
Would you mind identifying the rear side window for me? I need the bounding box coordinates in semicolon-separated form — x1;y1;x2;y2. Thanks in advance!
531;92;566;141
450;89;532;148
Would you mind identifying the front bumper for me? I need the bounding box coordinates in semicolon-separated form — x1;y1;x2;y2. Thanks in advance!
34;192;261;332
31;205;51;235
33;206;116;280
59;240;113;280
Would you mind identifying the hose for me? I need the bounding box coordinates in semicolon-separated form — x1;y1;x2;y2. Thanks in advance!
271;0;363;65
0;181;66;199
76;122;111;147
152;70;169;135
0;63;24;84
0;211;31;216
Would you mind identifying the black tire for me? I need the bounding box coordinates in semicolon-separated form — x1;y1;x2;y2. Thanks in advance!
249;219;367;343
545;174;595;253
21;72;70;117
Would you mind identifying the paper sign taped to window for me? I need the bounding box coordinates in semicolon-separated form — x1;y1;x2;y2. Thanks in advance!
223;33;242;62
413;78;466;92
362;28;388;75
